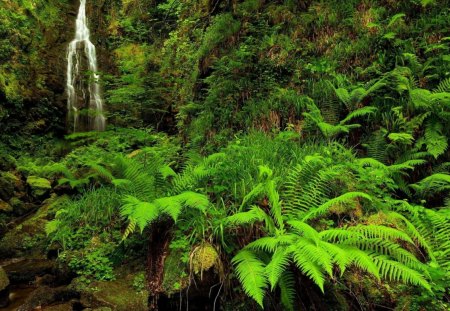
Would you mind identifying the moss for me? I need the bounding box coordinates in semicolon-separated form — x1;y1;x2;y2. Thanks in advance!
27;175;51;197
0;200;12;212
161;249;189;295
191;243;219;276
73;274;148;311
0;267;9;291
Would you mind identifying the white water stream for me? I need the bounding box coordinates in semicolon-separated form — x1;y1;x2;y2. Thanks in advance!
66;0;105;132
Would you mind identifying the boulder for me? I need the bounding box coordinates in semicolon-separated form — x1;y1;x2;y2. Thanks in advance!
26;176;51;198
4;259;55;284
0;195;59;259
17;286;79;311
71;273;148;311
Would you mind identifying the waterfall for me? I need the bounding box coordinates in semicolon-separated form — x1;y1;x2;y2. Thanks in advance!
66;0;105;132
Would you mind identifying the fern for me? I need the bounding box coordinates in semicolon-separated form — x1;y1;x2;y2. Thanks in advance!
424;121;448;158
265;246;291;289
301;192;372;221
232;250;268;308
374;256;431;291
278;271;296;311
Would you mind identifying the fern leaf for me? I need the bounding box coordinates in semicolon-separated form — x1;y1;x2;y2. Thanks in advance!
226;206;267;226
424;121;448;158
121;195;160;232
340;106;377;124
232;250;268;307
302;192;372;221
348;225;414;244
278;271;296;311
265;246;291;290
342;246;380;280
374;256;431;291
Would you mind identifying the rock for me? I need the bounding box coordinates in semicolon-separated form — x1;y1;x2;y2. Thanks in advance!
0;267;10;308
17;286;79;311
26;176;51;198
42;302;75;311
72;275;148;311
9;197;33;216
4;259;55;284
0;195;60;259
0;267;9;291
0;175;14;201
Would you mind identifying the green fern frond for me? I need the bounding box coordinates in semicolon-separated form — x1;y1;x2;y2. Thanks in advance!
374;256;431;291
347;225;414;244
120;195;160;232
287;221;320;244
302;192;372;221
278;271;296;311
265;246;291;290
340;106;377;124
424;121;448;158
433;77;450;93
342;246;380;280
291;244;326;292
226;206;268;226
411;173;450;195
291;238;333;280
246;235;295;253
232;250;268;308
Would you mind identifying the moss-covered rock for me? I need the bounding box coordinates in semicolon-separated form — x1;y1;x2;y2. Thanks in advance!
27;176;51;198
70;261;148;311
0;267;10;308
16;285;79;311
0;195;59;259
72;276;148;311
0;267;9;291
0;175;14;201
8;197;26;214
0;200;12;213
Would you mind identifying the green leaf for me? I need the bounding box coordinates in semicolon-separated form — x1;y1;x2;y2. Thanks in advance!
232;250;268;307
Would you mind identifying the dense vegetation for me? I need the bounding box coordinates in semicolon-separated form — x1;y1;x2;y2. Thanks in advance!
0;0;449;310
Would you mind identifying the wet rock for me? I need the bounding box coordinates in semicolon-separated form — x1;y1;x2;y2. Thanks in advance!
0;267;10;307
17;286;79;311
4;259;55;284
26;176;52;198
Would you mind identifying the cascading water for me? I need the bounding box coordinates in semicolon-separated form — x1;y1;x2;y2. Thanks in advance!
66;0;105;132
